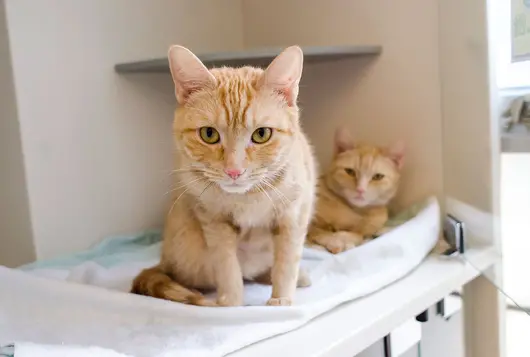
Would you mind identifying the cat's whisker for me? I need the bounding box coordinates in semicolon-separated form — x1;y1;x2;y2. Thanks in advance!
198;181;215;199
170;165;198;172
194;181;215;209
167;178;207;216
167;168;199;176
261;178;291;206
268;187;291;207
167;170;199;181
201;170;222;177
256;183;278;215
261;182;289;209
166;179;188;188
248;170;269;180
164;177;206;196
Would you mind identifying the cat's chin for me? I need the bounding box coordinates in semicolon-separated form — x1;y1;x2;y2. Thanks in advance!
350;199;369;208
344;194;372;208
219;183;253;194
347;196;387;208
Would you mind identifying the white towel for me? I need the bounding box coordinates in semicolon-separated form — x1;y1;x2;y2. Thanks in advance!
0;197;439;357
13;343;131;357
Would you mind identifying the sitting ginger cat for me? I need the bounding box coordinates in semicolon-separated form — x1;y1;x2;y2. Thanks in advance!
307;128;405;254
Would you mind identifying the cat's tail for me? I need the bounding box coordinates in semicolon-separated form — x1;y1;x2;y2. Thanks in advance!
130;265;217;307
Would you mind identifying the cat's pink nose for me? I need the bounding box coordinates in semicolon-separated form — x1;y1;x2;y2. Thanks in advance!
225;168;243;180
356;188;365;195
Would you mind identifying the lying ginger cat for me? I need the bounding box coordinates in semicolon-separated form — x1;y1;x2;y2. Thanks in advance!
307;128;404;254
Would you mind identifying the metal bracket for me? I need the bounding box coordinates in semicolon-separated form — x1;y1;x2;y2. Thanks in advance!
442;214;466;256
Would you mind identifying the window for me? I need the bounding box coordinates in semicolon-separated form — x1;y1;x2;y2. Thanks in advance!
494;0;530;89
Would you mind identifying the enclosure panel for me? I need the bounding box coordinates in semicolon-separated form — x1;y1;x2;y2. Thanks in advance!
0;0;35;267
438;0;504;356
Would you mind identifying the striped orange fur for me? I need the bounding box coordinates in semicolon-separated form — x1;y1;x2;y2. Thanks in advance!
131;45;317;307
307;127;405;254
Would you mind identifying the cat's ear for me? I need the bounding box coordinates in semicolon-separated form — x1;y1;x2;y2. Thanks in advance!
168;45;216;104
387;141;405;169
260;46;304;106
334;126;355;155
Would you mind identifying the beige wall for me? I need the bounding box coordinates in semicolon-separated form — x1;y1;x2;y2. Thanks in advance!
0;0;35;267
4;0;244;259
243;0;444;210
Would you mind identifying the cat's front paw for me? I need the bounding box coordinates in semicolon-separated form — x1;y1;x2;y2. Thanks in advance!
324;231;363;254
324;239;350;254
266;297;292;306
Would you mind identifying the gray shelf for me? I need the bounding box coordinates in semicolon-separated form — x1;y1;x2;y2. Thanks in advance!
114;45;382;73
502;132;530;153
501;124;530;153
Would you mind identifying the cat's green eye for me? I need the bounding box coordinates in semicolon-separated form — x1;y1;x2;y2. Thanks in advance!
251;127;272;144
199;127;220;144
372;173;385;181
345;168;356;177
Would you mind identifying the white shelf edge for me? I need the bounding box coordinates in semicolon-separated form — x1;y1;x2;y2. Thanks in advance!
229;246;499;357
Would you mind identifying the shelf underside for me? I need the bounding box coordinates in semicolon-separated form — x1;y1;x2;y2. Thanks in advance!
114;45;382;73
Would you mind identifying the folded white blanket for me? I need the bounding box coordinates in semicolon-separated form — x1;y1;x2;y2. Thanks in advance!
13;343;131;357
0;197;439;357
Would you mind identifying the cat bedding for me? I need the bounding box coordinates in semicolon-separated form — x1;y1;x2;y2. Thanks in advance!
0;197;439;357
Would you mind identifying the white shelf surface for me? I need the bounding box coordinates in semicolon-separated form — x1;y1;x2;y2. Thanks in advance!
114;46;382;73
230;245;499;357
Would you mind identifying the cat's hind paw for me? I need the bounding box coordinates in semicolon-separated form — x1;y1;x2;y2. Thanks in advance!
217;292;243;307
297;269;312;288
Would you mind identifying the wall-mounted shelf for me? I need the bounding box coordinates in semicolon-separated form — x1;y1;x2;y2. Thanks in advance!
114;45;382;73
502;121;530;152
502;132;530;153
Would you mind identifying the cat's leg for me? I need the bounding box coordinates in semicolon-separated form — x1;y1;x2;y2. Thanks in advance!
254;267;311;288
202;221;244;307
268;224;305;306
308;227;363;254
267;203;312;306
328;231;364;253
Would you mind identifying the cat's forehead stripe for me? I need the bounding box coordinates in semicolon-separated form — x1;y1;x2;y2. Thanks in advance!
218;85;231;127
358;147;378;169
212;67;261;128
